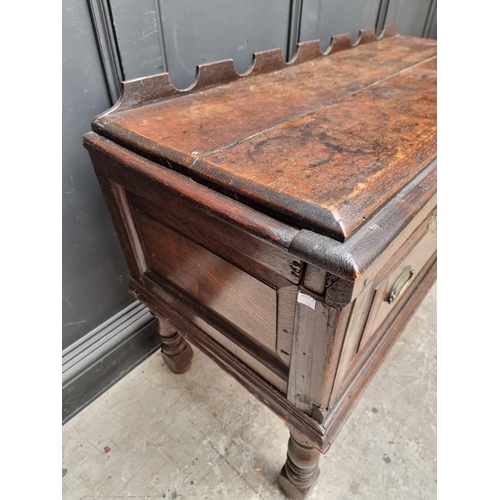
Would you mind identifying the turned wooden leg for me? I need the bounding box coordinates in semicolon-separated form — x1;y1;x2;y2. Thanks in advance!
279;430;321;500
157;318;193;374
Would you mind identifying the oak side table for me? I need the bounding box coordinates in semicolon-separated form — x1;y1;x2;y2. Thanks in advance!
84;25;437;499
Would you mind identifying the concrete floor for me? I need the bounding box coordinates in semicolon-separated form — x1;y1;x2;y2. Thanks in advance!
62;284;436;500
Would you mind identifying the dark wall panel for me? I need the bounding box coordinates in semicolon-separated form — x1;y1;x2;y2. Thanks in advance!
110;0;167;80
157;0;291;88
62;0;133;349
428;10;436;39
423;0;437;39
385;0;433;38
110;0;291;86
299;0;381;50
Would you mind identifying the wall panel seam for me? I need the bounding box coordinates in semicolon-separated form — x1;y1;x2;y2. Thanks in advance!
87;0;124;103
154;0;169;72
375;0;390;36
287;0;304;61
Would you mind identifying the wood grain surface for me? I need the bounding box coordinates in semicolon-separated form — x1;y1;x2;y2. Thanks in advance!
92;34;437;241
135;211;278;353
195;56;436;241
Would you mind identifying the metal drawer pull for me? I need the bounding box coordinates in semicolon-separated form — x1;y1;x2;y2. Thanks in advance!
387;266;415;304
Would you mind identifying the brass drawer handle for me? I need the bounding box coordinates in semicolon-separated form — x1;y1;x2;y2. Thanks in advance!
387;266;415;304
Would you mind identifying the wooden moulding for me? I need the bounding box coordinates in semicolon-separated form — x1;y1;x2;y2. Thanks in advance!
95;25;398;115
83;132;299;250
127;191;300;287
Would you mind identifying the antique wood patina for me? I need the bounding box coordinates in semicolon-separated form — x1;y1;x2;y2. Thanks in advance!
84;25;437;499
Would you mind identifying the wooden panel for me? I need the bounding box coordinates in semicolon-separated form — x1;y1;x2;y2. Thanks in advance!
324;301;354;411
142;273;287;382
134;211;278;352
86;158;144;284
128;190;299;287
112;184;148;274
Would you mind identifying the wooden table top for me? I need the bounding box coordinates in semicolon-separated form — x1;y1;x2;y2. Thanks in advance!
93;26;436;242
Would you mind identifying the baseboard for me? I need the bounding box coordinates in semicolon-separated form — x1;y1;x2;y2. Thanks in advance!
62;301;159;424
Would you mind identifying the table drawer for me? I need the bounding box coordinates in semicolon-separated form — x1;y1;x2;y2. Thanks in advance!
330;211;437;402
359;212;437;351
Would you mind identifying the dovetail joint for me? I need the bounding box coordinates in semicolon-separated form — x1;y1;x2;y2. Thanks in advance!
291;260;304;279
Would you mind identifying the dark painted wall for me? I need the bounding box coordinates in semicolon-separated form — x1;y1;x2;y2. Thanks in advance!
111;0;292;88
62;0;436;352
62;0;133;349
300;0;381;49
386;0;434;38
